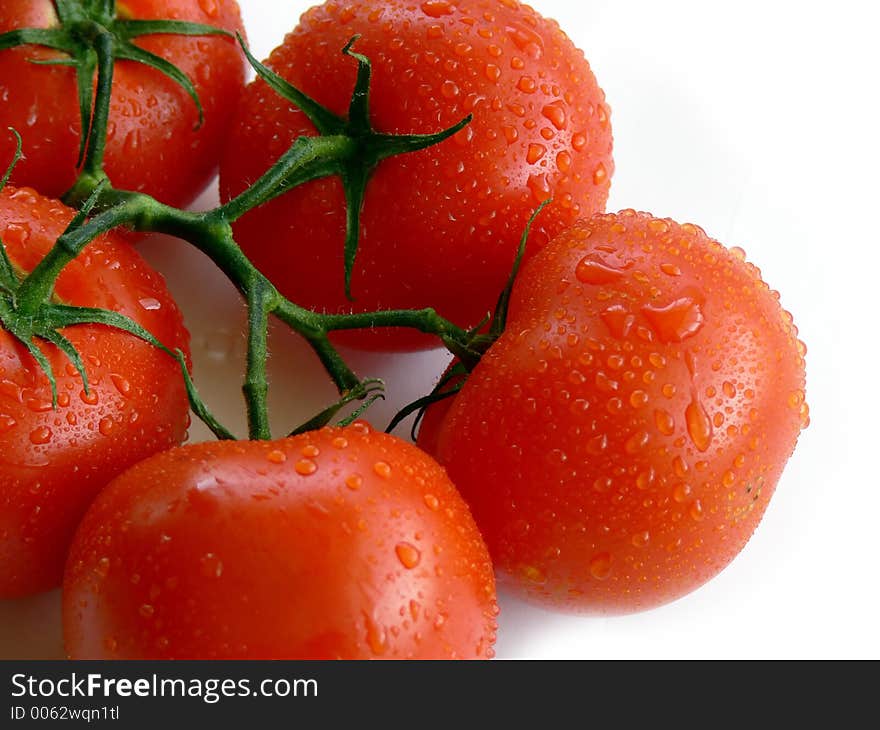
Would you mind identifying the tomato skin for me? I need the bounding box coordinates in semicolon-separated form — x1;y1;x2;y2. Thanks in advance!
422;211;808;614
0;186;190;599
0;0;246;208
63;423;498;659
220;0;613;350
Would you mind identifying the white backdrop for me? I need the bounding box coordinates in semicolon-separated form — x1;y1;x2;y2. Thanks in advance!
1;0;877;659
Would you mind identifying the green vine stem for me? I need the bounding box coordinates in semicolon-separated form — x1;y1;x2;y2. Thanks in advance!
1;4;496;441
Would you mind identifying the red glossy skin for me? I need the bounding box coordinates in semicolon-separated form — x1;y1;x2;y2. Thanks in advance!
0;0;245;208
220;0;613;350
421;211;809;614
63;423;499;659
0;186;190;598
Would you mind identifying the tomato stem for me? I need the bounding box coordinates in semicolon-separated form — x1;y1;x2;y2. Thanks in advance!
2;17;487;440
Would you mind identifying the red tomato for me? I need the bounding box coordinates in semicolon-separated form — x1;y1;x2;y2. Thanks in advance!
0;186;191;598
421;211;808;614
63;423;498;659
0;0;246;207
220;0;613;350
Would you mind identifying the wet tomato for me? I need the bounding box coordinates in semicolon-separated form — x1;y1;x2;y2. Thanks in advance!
0;0;246;207
0;185;190;598
220;0;613;350
421;211;808;614
63;423;498;659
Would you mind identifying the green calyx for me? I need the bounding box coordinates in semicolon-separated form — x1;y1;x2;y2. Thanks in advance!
0;0;231;180
0;129;214;424
240;36;472;301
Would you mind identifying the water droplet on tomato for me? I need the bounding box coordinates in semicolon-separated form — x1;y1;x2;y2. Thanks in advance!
139;297;162;311
541;101;567;130
576;256;623;285
673;483;692;503
421;0;453;17
29;426;52;445
295;459;317;476
345;474;363;491
373;462;392;479
200;553;224;578
593;163;608;185
395;542;421;569
110;374;132;397
589;553;612;580
631;531;651;548
601;305;636;339
654;409;675;436
685;395;714;452
139;604;155;619
526;143;546;164
98;417;115;437
0;414;16;433
198;0;219;18
365;615;388;655
642;297;705;343
267;450;286;465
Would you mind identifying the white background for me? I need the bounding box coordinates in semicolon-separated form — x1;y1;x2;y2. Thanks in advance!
2;0;878;659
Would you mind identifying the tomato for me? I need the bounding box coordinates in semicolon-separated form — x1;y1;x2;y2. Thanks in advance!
420;211;809;614
63;423;498;659
0;0;246;208
220;0;613;350
0;185;191;599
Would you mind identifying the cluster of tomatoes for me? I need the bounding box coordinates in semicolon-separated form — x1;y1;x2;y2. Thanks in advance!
0;0;807;659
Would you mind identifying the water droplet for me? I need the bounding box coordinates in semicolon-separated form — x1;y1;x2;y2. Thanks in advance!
441;80;460;98
506;22;544;59
373;462;392;479
139;604;155;619
654;409;675;436
295;459;317;476
593;163;608;186
421;0;453;17
98;417;115;437
576;256;624;285
601;305;636;339
198;0;219;18
689;500;704;521
660;263;682;277
365;615;387;655
80;389;99;406
139;297;162;311
0;414;16;433
395;542;421;569
484;63;501;81
593;476;613;493
673;483;692;503
589;553;612;580
642;298;705;343
200;552;224;578
685;395;714;452
95;557;111;578
541;101;567;130
29;426;52;445
631;531;651;548
267;450;286;465
636;468;655;490
110;374;132;397
301;445;320;458
520;564;546;584
424;494;440;511
526;143;546;164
